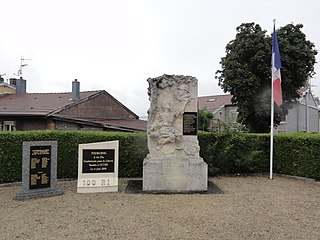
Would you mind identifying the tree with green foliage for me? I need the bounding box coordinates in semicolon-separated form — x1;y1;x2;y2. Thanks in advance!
215;22;318;133
198;109;213;132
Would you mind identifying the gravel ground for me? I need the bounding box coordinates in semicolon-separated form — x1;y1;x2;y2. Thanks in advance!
0;175;320;240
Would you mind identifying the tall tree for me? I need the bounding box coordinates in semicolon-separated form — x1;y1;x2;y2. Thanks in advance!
215;23;317;132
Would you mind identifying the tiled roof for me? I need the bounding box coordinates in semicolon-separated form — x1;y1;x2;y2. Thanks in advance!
0;82;16;90
99;119;147;131
51;116;147;132
0;91;101;115
0;90;147;131
198;94;233;113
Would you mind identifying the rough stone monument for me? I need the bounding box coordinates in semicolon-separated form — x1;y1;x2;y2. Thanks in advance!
143;74;208;192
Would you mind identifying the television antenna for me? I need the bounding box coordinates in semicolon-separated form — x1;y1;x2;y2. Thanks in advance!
14;56;32;78
0;73;5;82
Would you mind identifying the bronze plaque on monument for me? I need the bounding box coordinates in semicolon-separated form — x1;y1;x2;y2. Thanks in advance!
82;149;115;173
29;146;51;189
183;112;198;135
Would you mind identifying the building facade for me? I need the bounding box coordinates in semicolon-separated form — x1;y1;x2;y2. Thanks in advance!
276;89;320;133
0;78;146;132
198;91;320;133
198;94;238;131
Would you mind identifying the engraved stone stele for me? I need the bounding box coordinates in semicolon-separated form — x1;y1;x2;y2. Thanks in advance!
15;141;63;200
77;141;119;193
143;74;208;192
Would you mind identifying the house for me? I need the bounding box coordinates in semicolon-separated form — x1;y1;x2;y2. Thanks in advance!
198;94;238;131
276;88;320;133
0;78;147;132
198;91;320;133
0;76;16;94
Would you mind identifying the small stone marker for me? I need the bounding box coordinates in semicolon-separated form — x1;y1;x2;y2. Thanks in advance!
77;141;119;193
15;141;63;200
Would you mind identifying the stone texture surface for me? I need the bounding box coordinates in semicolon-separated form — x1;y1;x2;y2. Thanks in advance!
143;74;207;192
146;74;199;157
143;156;207;192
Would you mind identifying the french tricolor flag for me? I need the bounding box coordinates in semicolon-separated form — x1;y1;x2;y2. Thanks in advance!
272;23;283;106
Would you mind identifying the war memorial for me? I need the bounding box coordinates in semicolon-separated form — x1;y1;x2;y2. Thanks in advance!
143;74;208;192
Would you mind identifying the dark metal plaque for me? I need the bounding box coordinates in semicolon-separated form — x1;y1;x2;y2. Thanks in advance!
82;149;115;173
29;146;51;189
183;112;198;135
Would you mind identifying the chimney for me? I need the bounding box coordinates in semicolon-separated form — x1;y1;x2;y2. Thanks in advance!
72;79;80;100
10;77;27;94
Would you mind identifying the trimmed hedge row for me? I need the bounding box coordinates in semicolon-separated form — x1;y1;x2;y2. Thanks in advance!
274;133;320;180
0;131;319;183
199;133;270;176
0;131;148;183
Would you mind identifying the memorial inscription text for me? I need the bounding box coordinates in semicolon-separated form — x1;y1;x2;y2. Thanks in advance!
82;149;115;173
183;112;198;135
29;146;51;189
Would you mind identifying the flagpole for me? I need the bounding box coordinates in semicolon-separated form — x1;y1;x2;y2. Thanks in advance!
270;19;276;180
270;76;274;180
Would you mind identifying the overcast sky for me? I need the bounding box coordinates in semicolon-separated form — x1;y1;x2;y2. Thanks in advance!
1;0;319;119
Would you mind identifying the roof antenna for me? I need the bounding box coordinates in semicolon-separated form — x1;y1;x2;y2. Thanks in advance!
0;73;5;83
14;56;32;78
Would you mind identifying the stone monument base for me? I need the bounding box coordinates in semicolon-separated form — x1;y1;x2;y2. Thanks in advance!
15;189;64;201
143;156;208;193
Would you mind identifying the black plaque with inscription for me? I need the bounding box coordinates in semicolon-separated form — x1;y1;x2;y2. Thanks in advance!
183;112;198;135
29;146;51;189
82;149;115;173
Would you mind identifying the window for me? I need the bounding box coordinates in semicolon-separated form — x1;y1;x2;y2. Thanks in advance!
280;114;287;122
3;121;15;131
229;110;238;123
279;110;287;122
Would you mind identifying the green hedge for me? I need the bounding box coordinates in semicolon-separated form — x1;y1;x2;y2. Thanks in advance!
199;132;320;180
0;131;319;184
0;131;148;183
273;133;320;180
199;133;270;176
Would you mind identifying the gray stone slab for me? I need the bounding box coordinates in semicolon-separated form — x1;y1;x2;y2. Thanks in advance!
143;156;208;192
15;141;63;200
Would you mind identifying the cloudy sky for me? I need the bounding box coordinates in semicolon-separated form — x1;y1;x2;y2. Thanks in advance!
1;0;319;119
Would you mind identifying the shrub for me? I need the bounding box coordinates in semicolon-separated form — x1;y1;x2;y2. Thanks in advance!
199;132;269;176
